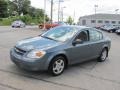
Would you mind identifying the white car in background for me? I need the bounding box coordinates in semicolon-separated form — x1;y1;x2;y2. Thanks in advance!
116;29;120;34
11;20;25;28
101;25;118;32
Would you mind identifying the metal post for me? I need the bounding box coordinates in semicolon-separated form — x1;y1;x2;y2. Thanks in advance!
58;0;60;22
61;7;66;22
43;0;46;29
95;5;98;15
73;9;75;24
94;5;98;27
51;0;53;24
62;8;63;21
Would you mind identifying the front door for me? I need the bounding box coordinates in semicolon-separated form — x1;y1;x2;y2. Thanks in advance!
68;30;92;64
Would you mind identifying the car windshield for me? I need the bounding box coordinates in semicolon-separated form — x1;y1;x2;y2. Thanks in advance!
41;27;78;42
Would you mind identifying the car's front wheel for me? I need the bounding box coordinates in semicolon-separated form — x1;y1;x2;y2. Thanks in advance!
48;56;66;76
98;48;108;62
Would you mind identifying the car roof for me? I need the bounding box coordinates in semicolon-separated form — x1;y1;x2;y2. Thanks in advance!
59;25;91;30
58;25;102;33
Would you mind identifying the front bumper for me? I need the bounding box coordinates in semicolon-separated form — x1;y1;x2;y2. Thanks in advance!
10;49;49;71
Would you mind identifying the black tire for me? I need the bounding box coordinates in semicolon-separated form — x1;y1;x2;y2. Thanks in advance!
98;48;108;62
108;30;112;33
48;56;66;76
116;33;120;35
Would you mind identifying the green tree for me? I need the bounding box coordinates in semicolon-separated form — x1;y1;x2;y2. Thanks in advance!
66;16;74;25
0;0;50;25
28;8;49;23
0;0;8;18
28;6;36;17
28;7;44;17
12;0;31;15
8;0;18;16
35;9;44;18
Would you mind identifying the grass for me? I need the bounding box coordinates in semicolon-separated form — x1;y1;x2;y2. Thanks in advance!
0;15;43;26
0;18;12;26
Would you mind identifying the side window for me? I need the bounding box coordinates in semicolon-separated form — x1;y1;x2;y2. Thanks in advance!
89;29;103;41
75;30;88;42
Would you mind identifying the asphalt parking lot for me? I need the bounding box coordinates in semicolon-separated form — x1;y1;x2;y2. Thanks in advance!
0;26;120;90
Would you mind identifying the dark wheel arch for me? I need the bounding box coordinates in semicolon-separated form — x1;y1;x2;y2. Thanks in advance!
48;55;67;76
103;47;108;57
49;54;68;68
98;47;108;62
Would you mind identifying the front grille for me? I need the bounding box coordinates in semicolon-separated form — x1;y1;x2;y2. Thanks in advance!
14;47;26;55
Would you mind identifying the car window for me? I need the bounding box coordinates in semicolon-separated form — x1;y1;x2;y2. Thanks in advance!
74;30;88;42
89;29;103;41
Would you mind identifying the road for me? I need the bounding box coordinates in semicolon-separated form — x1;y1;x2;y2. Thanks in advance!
0;26;120;90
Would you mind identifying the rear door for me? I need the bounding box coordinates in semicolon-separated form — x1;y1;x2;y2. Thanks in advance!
88;28;104;59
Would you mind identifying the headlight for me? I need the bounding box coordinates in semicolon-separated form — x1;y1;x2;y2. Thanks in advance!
26;50;46;59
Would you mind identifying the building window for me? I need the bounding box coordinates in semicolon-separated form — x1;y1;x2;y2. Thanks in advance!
98;20;103;23
111;21;116;24
105;21;109;23
91;20;96;23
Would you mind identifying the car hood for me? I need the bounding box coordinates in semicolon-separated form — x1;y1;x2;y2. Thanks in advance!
15;36;61;51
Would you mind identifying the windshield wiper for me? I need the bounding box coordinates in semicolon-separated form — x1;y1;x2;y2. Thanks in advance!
41;36;59;42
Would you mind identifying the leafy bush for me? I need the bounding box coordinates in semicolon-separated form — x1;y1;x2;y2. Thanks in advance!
0;18;2;21
19;15;32;24
0;18;12;25
0;15;45;26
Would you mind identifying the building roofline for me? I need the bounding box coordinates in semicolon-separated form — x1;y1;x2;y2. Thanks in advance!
79;13;120;20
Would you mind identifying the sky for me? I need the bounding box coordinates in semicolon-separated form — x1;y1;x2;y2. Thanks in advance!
30;0;120;22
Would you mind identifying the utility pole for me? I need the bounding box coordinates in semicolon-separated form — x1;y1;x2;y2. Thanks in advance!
61;6;66;22
95;5;98;15
61;9;63;22
51;0;53;24
43;0;46;29
73;9;75;24
58;0;64;22
58;0;60;22
94;5;98;27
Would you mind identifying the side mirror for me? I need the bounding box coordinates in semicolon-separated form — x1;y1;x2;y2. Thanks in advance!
72;40;83;46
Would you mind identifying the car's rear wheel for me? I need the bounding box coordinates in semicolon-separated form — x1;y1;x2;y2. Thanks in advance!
98;48;108;62
117;33;120;35
110;30;113;33
48;56;66;76
108;30;112;33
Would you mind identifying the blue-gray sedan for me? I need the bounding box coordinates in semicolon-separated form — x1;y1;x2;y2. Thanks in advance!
10;26;111;76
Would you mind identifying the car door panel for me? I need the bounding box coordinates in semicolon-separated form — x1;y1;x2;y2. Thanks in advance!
88;29;105;59
70;42;92;64
66;30;93;64
88;40;104;59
